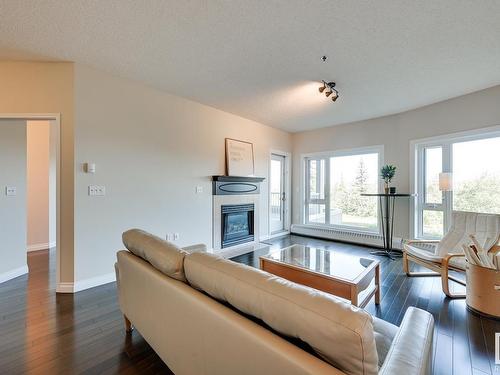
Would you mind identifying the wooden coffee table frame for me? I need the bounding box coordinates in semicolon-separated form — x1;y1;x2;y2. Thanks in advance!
260;255;380;308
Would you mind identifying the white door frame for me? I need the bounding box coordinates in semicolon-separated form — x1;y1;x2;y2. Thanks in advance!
268;149;291;238
0;113;61;287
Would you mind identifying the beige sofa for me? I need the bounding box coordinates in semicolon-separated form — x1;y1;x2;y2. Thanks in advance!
116;229;434;375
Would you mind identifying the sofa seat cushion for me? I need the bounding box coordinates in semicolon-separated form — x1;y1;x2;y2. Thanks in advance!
373;317;398;367
122;229;188;282
184;252;379;375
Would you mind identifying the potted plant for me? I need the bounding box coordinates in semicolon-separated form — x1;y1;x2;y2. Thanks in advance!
380;165;397;194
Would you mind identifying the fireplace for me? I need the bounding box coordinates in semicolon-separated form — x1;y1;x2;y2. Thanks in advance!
221;204;254;248
212;175;264;252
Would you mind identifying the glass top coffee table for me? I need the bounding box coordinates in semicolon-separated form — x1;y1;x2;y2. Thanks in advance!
260;244;380;308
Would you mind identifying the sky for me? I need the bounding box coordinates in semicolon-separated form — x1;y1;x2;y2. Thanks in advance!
330;153;378;186
453;136;500;182
427;136;500;190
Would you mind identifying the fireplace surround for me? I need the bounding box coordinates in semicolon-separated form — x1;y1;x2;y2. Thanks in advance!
212;175;264;252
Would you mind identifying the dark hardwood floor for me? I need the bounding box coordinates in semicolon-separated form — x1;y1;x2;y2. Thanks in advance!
1;236;498;374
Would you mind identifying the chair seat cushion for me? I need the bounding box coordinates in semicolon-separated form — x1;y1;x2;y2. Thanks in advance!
404;245;442;263
448;256;466;270
405;244;466;270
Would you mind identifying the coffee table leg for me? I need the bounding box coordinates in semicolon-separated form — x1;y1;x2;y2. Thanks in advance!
375;264;381;305
350;285;358;307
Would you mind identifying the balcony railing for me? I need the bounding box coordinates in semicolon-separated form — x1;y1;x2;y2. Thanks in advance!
270;192;281;218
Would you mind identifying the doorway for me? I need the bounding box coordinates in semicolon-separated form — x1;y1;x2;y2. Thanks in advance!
27;120;57;253
0;114;60;286
269;152;289;235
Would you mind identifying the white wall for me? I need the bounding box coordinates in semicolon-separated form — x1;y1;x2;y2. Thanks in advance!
0;120;27;282
73;64;292;285
292;85;500;239
27;120;55;251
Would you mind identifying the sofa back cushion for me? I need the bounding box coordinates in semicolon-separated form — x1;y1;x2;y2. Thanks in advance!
122;229;187;282
184;252;379;375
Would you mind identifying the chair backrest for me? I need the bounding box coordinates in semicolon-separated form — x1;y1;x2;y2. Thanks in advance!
436;211;500;257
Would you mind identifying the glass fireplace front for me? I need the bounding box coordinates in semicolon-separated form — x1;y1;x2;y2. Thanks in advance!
221;204;254;248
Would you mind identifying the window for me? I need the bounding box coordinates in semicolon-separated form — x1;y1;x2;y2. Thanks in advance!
304;147;381;231
414;129;500;239
306;158;326;224
452;138;500;214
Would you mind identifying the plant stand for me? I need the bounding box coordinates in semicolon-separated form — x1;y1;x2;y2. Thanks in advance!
361;193;415;260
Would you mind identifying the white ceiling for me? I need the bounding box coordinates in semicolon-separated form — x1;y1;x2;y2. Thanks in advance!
1;1;499;132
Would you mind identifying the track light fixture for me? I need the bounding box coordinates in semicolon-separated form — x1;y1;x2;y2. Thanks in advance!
319;80;339;102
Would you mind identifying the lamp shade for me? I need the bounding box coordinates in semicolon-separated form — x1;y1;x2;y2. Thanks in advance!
439;172;453;191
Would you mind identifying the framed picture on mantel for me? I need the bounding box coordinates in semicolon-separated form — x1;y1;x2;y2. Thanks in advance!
225;138;255;176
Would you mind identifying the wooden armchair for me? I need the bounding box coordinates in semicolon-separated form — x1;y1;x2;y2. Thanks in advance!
403;211;500;298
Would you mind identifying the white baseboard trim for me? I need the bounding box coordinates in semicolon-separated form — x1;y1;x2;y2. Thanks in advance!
56;282;74;293
262;230;290;241
27;241;56;252
291;224;404;250
74;272;116;293
56;272;117;294
0;265;29;284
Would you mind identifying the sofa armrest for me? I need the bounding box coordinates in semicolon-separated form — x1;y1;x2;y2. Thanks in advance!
379;307;434;375
182;243;207;253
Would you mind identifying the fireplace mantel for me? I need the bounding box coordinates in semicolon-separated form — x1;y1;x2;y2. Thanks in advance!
212;175;265;196
212;175;265;183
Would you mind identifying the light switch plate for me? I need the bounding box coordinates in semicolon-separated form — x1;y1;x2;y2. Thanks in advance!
5;186;16;196
88;185;106;196
196;186;203;194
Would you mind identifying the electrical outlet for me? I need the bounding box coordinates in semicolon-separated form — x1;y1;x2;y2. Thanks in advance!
174;233;180;240
5;186;16;196
88;185;106;196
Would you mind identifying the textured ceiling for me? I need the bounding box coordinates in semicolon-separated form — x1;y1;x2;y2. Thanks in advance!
1;1;499;132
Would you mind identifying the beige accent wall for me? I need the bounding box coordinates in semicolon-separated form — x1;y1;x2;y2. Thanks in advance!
0;62;74;283
74;65;292;283
0;120;27;278
292;85;500;239
27;120;56;250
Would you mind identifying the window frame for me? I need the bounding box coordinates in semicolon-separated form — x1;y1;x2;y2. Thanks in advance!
304;157;329;224
415;142;451;239
411;125;500;239
302;145;384;234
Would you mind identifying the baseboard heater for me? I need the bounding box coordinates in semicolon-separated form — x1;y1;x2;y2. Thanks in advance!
290;224;404;250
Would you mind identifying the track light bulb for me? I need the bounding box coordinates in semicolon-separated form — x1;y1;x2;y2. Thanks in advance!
319;84;326;93
325;90;332;97
332;94;338;102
